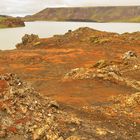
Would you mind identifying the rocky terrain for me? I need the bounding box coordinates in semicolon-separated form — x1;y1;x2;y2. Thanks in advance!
24;6;140;22
0;15;25;28
0;27;140;139
0;73;83;140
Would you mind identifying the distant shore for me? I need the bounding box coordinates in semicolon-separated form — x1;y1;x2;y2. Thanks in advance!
0;15;25;28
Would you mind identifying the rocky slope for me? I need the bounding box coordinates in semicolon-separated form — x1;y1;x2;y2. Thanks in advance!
0;15;25;28
0;73;83;140
0;27;140;139
0;73;139;140
24;6;140;22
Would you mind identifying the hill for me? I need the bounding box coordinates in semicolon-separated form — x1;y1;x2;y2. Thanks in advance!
0;15;25;28
24;6;140;22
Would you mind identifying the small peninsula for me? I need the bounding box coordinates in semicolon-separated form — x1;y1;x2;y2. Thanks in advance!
0;15;25;28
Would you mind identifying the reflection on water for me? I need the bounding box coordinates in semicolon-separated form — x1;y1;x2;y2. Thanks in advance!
0;21;140;50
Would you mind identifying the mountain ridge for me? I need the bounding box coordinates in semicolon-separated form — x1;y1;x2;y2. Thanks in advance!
24;6;140;22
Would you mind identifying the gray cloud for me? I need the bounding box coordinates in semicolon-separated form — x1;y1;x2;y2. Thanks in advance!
0;0;140;16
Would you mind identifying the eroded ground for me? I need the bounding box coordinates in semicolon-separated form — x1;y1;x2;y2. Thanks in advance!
0;27;140;139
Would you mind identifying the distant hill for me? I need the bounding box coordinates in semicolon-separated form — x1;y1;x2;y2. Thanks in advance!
0;15;25;28
24;6;140;22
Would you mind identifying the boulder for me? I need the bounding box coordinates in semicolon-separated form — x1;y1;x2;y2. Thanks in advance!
16;34;39;49
22;34;39;45
122;51;137;60
66;136;81;140
92;60;108;69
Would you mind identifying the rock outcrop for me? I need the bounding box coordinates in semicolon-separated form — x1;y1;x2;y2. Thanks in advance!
0;73;83;140
64;52;140;90
16;34;40;49
122;51;137;60
15;27;140;50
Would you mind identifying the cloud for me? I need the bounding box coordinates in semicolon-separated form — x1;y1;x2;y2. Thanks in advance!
0;0;140;16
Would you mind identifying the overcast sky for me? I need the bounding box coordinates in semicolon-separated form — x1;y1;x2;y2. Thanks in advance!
1;0;140;16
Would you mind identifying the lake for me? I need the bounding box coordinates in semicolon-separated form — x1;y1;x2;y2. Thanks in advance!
1;21;140;50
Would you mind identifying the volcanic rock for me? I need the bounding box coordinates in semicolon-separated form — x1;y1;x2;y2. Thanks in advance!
64;55;140;90
16;34;39;49
0;73;81;140
122;51;137;60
